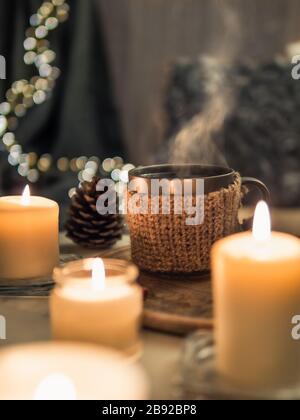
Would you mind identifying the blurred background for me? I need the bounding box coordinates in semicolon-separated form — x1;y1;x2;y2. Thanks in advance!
1;0;300;214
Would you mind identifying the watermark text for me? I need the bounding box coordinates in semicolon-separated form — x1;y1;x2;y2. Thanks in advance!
0;315;6;340
292;315;300;340
96;178;205;226
0;55;6;80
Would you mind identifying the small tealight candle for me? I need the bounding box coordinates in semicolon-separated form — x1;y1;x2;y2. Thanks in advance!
212;201;300;389
0;185;59;280
0;342;148;400
50;258;143;354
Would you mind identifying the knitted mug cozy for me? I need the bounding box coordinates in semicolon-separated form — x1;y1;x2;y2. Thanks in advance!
127;174;243;273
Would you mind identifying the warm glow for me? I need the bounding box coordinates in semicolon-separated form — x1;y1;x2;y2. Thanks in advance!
252;201;271;242
21;185;31;206
33;373;77;401
91;258;106;291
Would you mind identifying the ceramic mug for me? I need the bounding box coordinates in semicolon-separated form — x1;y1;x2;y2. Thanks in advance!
127;164;269;273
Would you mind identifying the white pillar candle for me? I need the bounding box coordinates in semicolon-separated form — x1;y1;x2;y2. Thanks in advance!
0;342;148;400
212;201;300;389
50;258;142;354
0;186;59;280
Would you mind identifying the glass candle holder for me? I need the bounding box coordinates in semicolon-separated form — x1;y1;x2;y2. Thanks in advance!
50;258;143;356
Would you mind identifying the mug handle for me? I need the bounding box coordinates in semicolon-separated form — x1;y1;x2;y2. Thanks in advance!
240;177;270;231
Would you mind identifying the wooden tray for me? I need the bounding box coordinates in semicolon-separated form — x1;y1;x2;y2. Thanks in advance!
101;245;213;336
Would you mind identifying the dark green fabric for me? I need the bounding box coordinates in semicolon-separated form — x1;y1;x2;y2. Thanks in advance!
0;0;124;205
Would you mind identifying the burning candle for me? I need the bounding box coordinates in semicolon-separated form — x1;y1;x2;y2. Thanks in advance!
0;342;148;400
50;258;142;354
0;185;59;280
34;374;77;401
212;201;300;390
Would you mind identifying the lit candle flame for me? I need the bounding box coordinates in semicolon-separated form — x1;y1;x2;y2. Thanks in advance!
33;373;77;401
21;185;31;206
252;201;271;242
91;258;106;291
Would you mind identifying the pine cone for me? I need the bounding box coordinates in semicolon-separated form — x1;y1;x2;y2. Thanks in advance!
66;177;124;249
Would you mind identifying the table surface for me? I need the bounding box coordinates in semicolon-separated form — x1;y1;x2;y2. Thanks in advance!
0;234;184;400
0;208;299;400
0;296;183;399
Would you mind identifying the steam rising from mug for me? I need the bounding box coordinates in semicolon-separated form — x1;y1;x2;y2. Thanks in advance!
169;0;241;166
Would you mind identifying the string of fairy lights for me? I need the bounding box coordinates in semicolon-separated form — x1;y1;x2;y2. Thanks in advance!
0;0;134;193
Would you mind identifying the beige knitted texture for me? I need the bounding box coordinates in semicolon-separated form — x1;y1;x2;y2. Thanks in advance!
127;175;242;273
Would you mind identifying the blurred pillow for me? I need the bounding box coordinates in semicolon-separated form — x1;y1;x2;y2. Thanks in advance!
164;57;300;207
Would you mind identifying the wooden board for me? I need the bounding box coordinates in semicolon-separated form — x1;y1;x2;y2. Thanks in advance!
101;245;213;336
